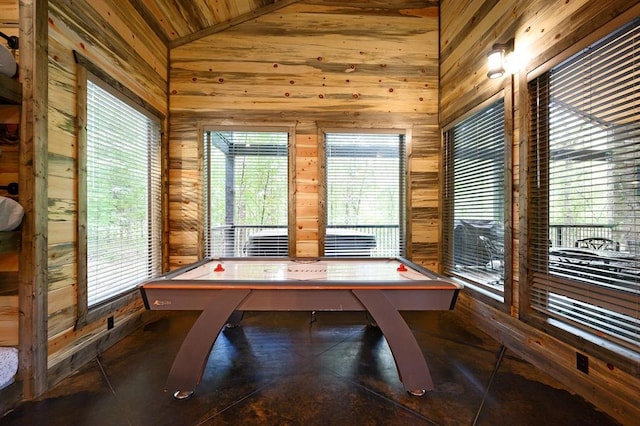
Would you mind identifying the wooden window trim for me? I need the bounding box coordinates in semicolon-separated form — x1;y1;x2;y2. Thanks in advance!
441;91;513;312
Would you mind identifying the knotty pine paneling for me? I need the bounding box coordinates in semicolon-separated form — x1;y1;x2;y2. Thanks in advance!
440;1;640;423
46;298;147;379
0;295;18;346
0;0;18;24
440;0;639;125
169;1;440;267
131;0;282;45
293;122;318;256
45;0;167;369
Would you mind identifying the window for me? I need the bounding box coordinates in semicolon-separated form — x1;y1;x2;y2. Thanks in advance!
204;129;289;257
528;19;640;352
323;132;406;257
78;66;162;315
443;100;506;298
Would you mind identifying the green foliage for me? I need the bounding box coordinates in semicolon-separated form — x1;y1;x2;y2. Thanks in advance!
209;131;288;227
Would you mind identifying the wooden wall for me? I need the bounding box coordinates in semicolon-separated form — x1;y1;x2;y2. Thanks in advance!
2;1;636;423
169;1;440;269
0;0;20;348
440;0;640;424
43;0;167;383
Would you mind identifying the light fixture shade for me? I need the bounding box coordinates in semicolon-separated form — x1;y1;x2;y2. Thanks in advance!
486;39;515;79
487;48;505;79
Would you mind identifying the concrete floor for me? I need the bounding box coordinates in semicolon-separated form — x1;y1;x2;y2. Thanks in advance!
1;310;620;425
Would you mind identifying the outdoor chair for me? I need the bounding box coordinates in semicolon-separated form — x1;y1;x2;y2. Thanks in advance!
479;235;504;270
574;237;620;251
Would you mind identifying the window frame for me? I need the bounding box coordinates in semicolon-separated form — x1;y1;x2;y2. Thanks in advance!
521;16;640;370
202;124;296;258
75;52;165;326
442;91;513;311
318;126;410;258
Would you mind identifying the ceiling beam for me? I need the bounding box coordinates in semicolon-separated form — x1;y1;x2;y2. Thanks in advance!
169;0;303;49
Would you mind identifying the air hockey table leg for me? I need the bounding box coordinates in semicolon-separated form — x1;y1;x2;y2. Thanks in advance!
165;289;250;399
352;289;433;396
225;310;244;328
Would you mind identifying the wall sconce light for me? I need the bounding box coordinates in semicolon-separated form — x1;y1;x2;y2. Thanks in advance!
487;39;515;79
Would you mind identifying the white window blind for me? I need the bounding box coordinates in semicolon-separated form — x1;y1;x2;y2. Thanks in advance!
325;132;405;257
528;18;640;350
205;131;288;257
86;79;162;307
443;100;505;295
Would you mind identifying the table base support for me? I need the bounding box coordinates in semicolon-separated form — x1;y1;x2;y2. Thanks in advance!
165;289;250;398
165;288;435;398
352;290;433;395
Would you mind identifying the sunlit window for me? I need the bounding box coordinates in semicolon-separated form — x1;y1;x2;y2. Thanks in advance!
324;132;406;257
443;100;506;298
528;18;640;351
84;78;162;307
204;130;289;257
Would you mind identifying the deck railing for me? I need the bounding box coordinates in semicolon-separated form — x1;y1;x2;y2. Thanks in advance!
207;225;399;257
208;223;619;258
548;224;616;248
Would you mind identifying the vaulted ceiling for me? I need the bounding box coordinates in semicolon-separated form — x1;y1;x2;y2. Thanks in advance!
129;0;302;48
129;0;436;48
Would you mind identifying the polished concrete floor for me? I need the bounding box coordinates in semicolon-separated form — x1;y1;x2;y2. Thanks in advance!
1;310;620;425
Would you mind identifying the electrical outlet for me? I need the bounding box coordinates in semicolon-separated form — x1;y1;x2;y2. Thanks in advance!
576;352;589;374
107;316;114;330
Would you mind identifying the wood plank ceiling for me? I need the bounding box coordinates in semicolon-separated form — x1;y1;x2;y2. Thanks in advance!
129;0;302;48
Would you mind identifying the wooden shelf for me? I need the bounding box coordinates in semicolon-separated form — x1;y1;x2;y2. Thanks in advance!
0;73;21;105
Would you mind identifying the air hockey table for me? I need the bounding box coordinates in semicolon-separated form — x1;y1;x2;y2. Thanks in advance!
139;257;462;399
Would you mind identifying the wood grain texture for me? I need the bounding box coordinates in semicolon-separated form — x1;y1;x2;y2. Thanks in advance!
17;0;49;399
35;0;169;395
456;294;640;426
130;0;281;45
0;295;18;345
49;1;168;110
0;0;19;18
47;305;153;389
440;0;640;126
129;0;440;46
169;1;439;268
6;2;634;419
440;1;640;424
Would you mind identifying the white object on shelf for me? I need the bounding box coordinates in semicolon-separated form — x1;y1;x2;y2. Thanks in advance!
0;45;17;78
0;196;24;231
